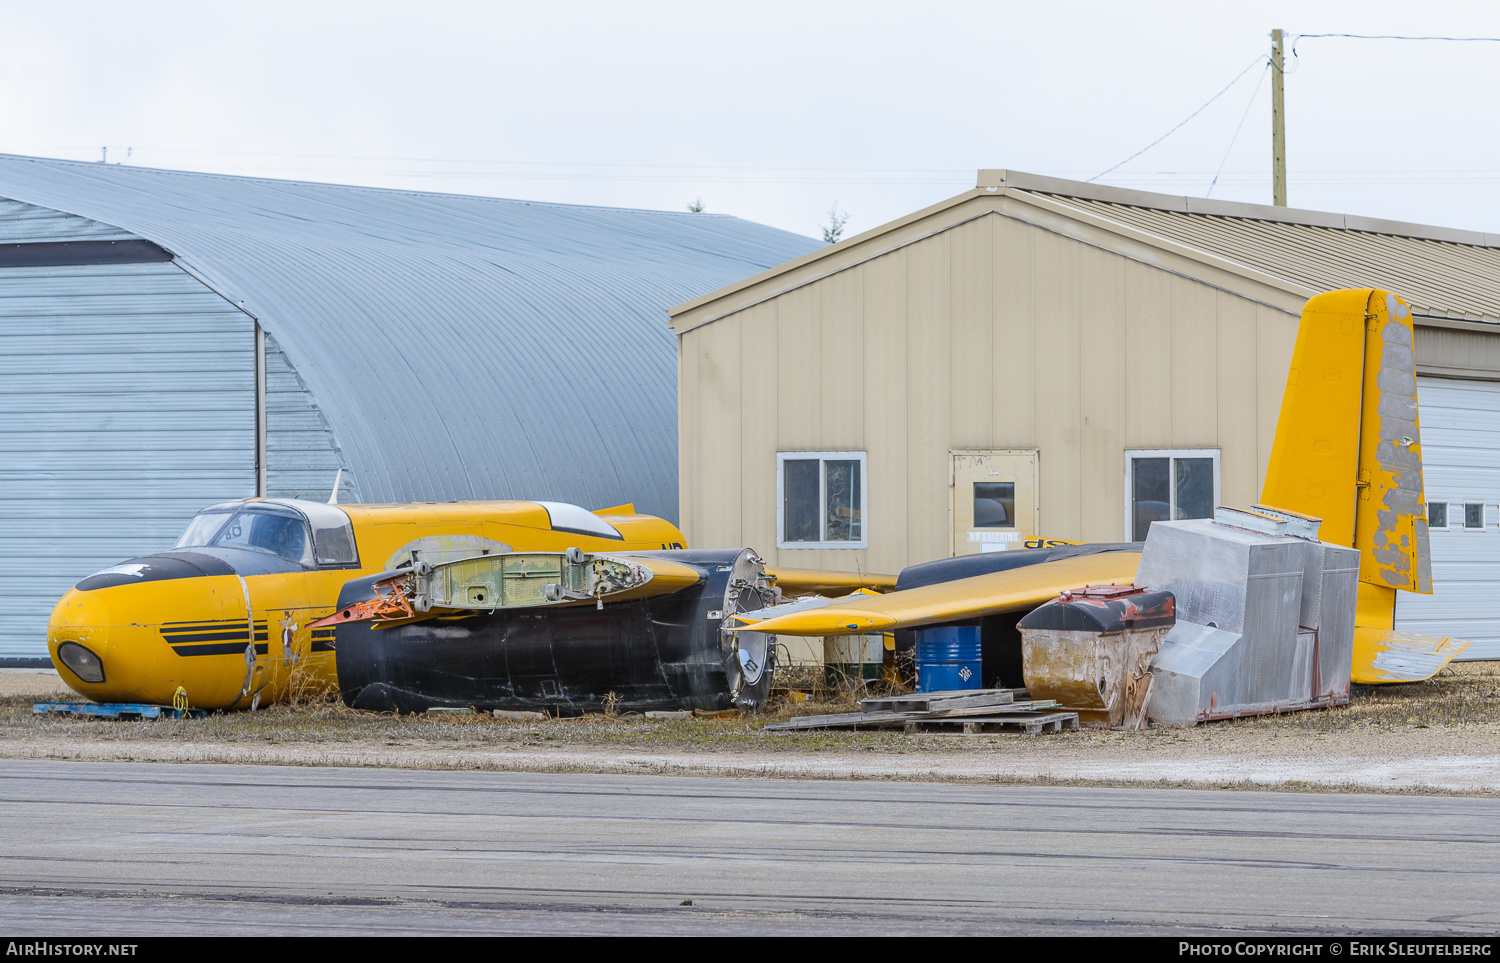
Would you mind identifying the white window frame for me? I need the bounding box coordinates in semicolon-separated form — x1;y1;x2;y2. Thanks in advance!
776;451;869;550
1427;500;1494;532
1124;449;1221;541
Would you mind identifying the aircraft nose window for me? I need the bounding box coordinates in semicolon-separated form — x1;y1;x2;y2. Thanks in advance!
211;511;315;566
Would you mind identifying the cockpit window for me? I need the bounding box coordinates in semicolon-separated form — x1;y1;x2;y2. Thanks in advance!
212;511;314;566
174;512;233;550
176;508;314;567
289;501;360;566
176;500;358;568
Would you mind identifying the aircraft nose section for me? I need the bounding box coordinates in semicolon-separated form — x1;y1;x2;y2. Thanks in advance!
48;587;114;692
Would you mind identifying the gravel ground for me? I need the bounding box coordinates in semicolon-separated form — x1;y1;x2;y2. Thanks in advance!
6;664;1500;794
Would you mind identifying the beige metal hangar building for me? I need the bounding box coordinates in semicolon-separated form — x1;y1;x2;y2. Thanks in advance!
668;169;1500;657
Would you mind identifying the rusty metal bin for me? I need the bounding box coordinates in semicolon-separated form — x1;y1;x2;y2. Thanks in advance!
1017;585;1175;729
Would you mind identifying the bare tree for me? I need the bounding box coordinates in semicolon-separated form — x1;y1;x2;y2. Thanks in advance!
821;203;850;244
686;198;705;213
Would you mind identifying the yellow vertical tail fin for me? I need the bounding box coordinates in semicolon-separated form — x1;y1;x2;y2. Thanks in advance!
1260;289;1431;594
1260;290;1456;684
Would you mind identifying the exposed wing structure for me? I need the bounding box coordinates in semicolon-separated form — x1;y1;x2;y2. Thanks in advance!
740;552;1141;636
312;550;704;628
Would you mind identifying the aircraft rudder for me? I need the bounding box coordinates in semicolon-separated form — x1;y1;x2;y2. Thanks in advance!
1260;289;1373;547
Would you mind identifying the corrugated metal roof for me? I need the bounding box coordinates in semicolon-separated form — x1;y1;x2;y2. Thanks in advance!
0;154;819;519
672;170;1500;335
1024;192;1500;324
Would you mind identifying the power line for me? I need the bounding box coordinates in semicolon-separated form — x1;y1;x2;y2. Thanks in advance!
1291;32;1500;65
1294;33;1500;43
1088;55;1270;183
1207;60;1272;197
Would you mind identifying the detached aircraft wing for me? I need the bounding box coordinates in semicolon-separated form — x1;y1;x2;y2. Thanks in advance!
741;550;1140;635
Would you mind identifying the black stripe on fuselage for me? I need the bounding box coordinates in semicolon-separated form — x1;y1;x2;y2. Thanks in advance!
161;618;268;653
310;629;335;653
161;619;266;629
169;642;270;657
161;620;266;641
161;631;249;643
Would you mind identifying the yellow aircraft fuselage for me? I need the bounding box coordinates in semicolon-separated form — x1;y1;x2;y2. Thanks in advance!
47;498;686;709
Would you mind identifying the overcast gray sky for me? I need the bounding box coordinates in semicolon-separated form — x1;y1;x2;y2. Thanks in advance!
3;0;1498;239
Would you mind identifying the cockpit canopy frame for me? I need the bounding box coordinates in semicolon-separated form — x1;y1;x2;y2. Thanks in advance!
174;498;360;569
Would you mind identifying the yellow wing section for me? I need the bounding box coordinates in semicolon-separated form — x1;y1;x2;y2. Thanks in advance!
763;567;898;596
740;552;1140;636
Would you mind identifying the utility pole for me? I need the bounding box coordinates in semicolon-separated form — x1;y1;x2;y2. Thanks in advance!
1271;28;1287;207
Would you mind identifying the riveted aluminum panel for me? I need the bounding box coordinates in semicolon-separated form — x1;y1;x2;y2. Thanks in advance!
0;250;255;659
0;154;820;523
1149;622;1241;727
1301;541;1359;697
1395;377;1500;659
1138;518;1309;719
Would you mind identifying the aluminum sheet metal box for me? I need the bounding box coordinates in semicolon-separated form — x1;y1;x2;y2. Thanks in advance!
1138;518;1357;726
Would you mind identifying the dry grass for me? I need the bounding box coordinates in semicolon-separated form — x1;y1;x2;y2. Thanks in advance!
1;663;1497;758
1221;661;1500;733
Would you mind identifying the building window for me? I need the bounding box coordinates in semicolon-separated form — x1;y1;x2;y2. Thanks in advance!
1125;449;1220;541
777;451;867;549
1465;503;1485;530
1428;502;1448;529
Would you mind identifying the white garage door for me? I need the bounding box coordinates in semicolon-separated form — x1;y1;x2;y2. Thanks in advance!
1395;377;1500;660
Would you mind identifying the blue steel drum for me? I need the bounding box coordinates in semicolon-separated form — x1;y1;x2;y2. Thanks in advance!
915;626;982;692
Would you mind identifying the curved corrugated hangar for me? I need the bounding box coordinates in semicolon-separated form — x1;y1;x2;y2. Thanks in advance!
672;169;1500;660
0;154;819;662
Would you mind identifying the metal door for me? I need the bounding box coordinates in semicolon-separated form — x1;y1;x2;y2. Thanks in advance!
950;449;1039;556
1395;377;1500;660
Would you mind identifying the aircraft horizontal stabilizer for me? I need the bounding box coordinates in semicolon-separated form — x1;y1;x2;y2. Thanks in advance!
737;552;1141;636
1350;628;1470;684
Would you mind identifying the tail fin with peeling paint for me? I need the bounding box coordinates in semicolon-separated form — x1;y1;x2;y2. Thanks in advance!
1261;288;1431;593
1261;290;1464;683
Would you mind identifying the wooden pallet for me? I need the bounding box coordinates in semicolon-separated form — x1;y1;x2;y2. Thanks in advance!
763;698;1059;732
902;711;1079;736
861;688;1027;713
